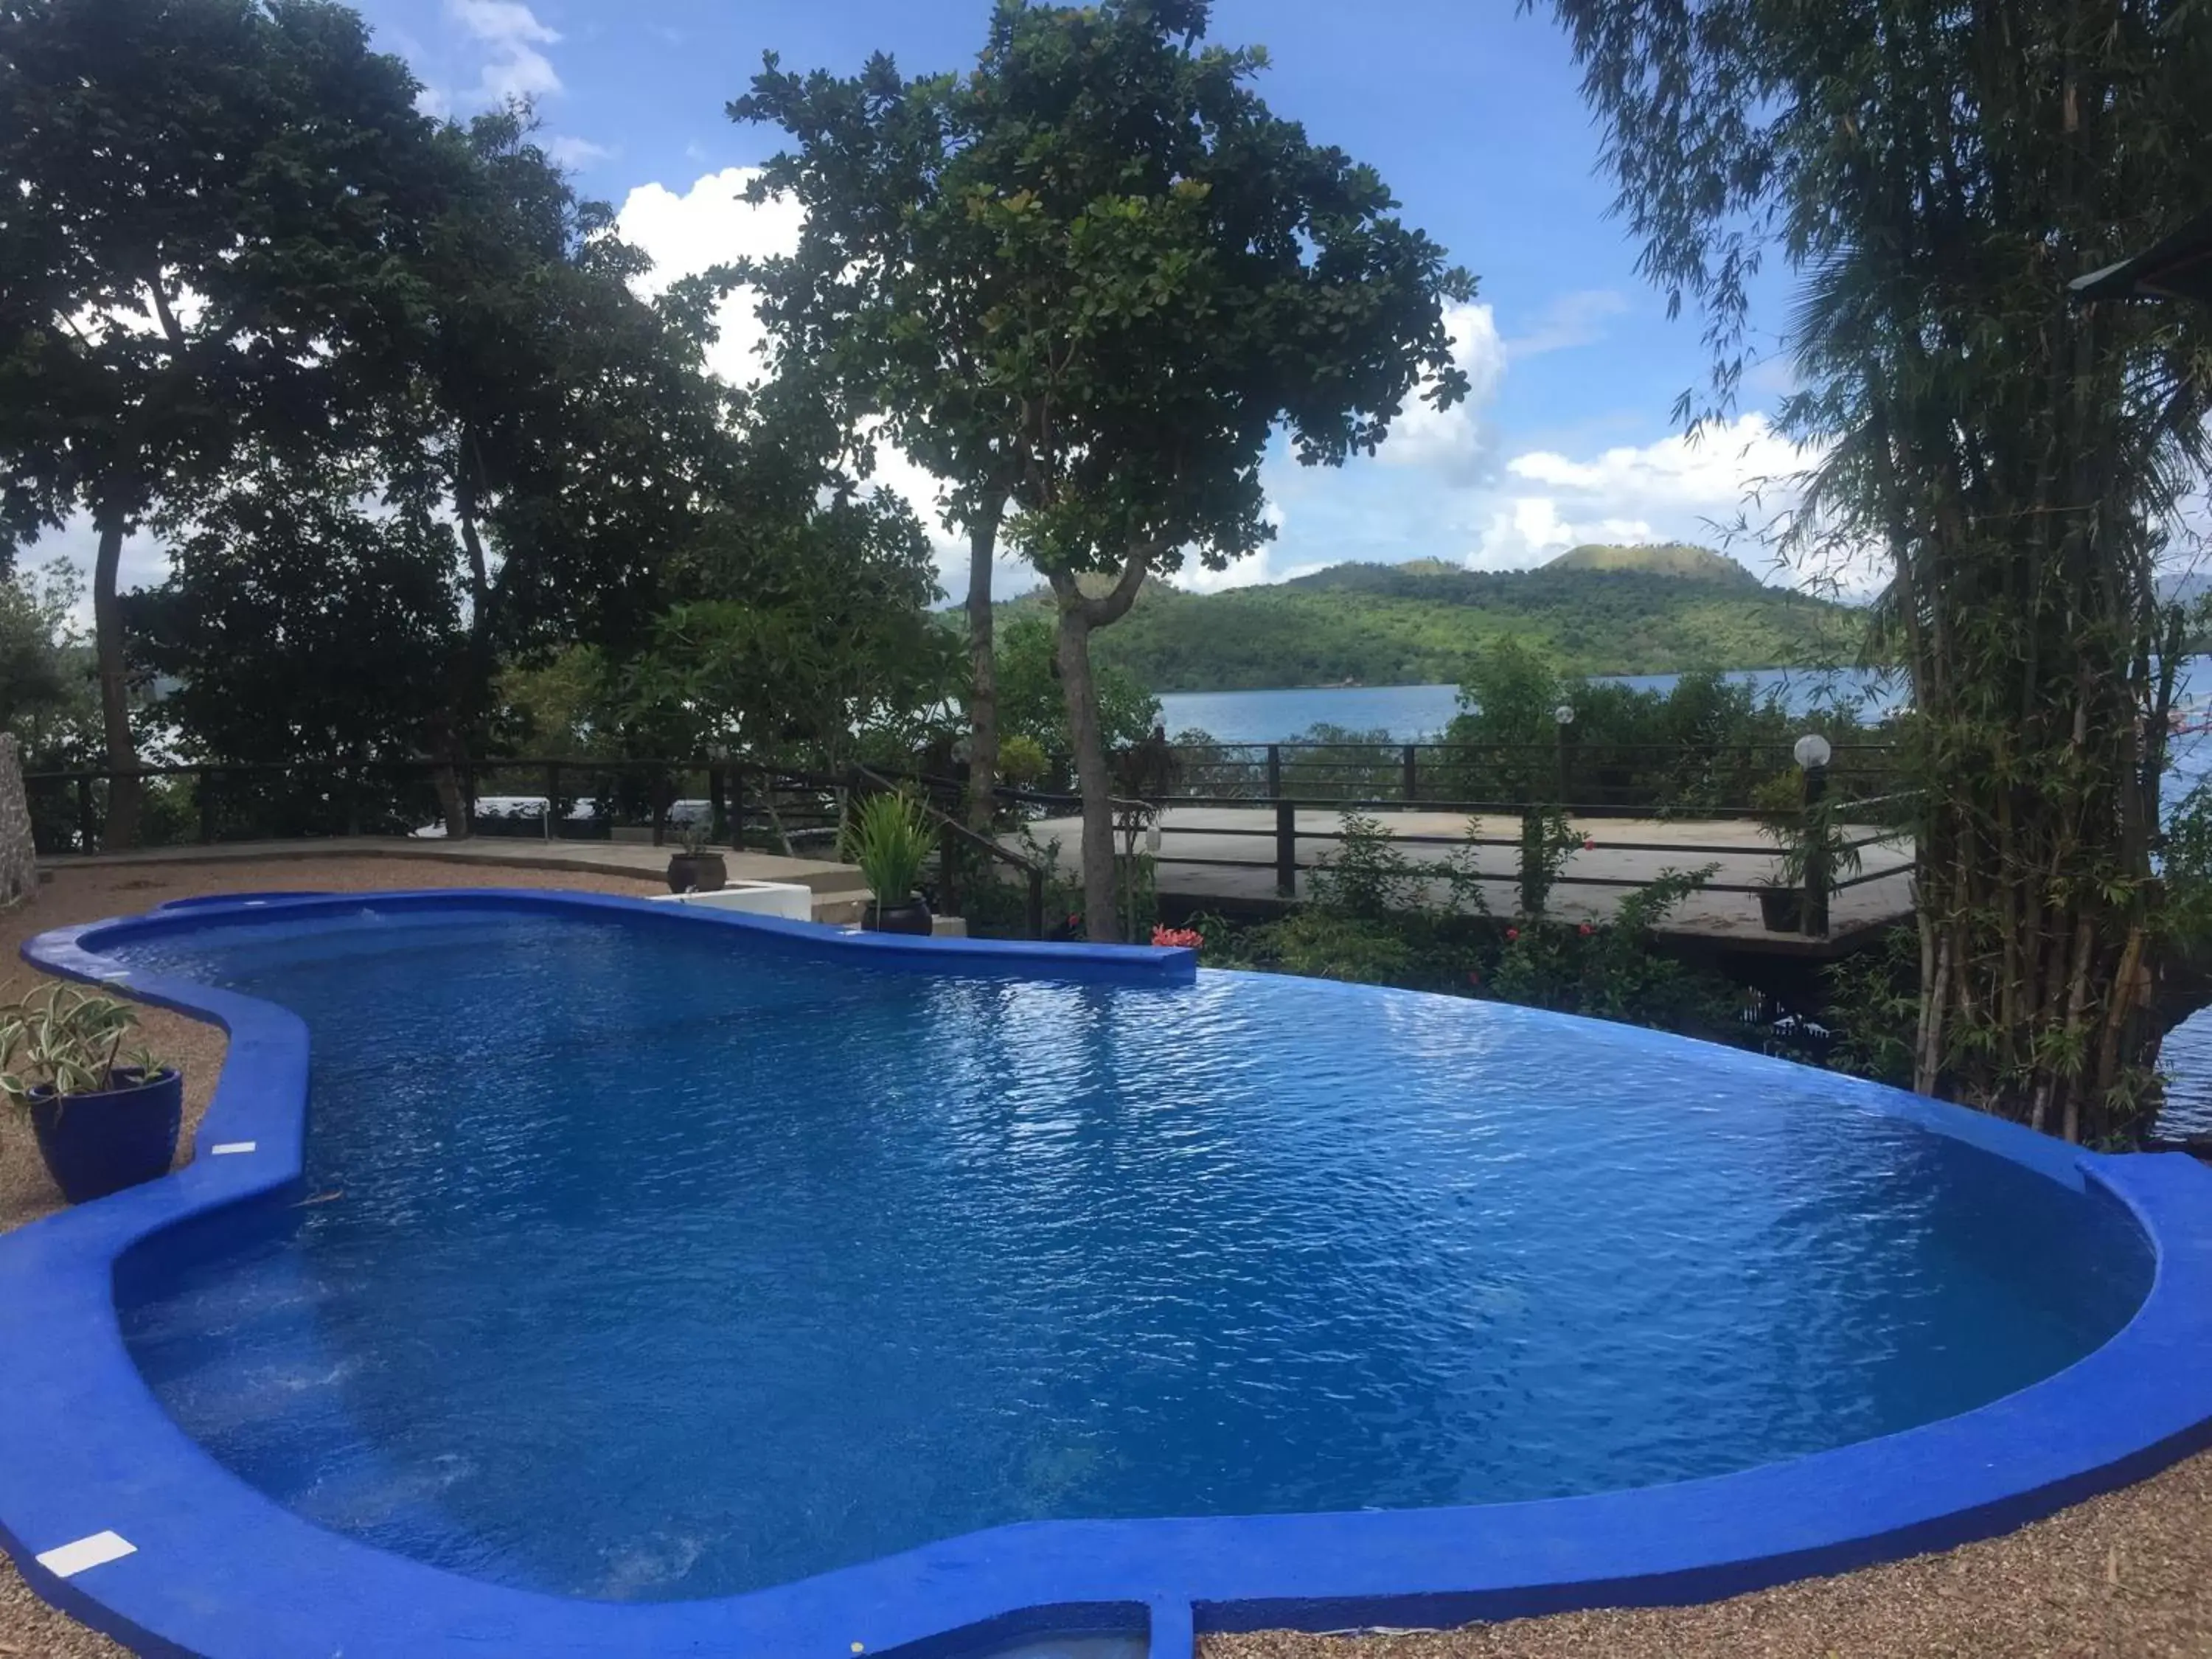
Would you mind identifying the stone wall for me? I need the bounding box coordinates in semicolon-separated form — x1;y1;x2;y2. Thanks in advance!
0;734;34;908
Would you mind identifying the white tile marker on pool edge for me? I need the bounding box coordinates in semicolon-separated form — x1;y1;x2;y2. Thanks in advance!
35;1531;136;1578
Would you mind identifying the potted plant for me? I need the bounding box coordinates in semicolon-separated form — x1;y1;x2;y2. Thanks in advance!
840;789;939;935
666;817;727;894
1;983;181;1204
1757;785;1864;936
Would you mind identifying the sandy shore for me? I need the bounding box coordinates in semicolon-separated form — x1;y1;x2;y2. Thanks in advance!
2;858;2207;1658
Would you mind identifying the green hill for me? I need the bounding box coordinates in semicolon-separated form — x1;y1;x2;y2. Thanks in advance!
1544;541;1761;585
1001;549;1865;692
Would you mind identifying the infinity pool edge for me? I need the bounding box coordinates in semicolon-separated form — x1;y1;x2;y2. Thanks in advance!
4;888;2209;1659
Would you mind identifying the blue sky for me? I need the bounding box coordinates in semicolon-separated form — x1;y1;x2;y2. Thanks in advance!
63;0;1829;602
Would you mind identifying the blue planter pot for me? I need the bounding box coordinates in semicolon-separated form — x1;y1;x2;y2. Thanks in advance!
27;1067;184;1205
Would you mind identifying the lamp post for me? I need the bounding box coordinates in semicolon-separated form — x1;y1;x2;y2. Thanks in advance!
1554;703;1575;806
1794;732;1834;936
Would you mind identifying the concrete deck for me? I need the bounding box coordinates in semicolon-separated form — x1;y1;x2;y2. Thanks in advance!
1023;806;1915;947
40;836;871;917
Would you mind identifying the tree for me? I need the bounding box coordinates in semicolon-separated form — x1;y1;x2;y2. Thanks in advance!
375;108;742;835
131;459;462;771
947;0;1471;938
1545;0;2212;1140
733;49;1034;833
995;613;1160;763
618;485;957;776
0;0;453;846
0;560;92;762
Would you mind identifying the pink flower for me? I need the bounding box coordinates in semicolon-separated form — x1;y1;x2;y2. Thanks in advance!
1582;837;1597;852
1152;926;1204;950
1467;969;1482;985
1506;927;1520;942
1579;923;1594;937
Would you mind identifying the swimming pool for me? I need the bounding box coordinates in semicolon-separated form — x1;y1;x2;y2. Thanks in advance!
6;890;2212;1658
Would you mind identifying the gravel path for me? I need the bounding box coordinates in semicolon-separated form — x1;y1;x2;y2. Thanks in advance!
2;859;2207;1658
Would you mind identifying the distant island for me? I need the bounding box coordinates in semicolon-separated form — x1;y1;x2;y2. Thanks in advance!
1001;543;1869;693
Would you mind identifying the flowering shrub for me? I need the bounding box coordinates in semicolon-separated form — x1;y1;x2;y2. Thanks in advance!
1152;925;1204;950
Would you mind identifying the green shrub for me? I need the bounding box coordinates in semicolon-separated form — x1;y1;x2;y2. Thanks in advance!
1308;808;1425;918
838;790;937;903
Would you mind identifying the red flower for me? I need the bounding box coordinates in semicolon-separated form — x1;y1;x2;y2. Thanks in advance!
1579;923;1594;937
1066;914;1081;928
1582;837;1597;851
1152;925;1204;950
1467;969;1482;985
1505;927;1520;942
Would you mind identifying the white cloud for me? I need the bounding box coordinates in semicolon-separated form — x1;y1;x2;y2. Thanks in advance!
1464;413;1832;582
1464;499;1658;571
614;169;804;389
543;135;613;170
442;0;562;108
1171;504;1312;593
1377;301;1506;484
1506;412;1809;511
1504;288;1630;359
450;0;557;43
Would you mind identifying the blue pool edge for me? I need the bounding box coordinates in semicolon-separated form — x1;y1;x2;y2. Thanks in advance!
0;886;2206;1659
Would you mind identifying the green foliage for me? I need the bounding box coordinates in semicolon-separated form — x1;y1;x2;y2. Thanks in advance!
1822;928;1922;1090
993;616;1161;762
0;560;92;763
619;490;956;770
1439;639;1870;814
996;734;1050;787
1546;543;1756;582
0;982;163;1107
133;469;462;767
1486;867;1730;1032
1220;908;1432;987
838;790;939;905
741;0;1469;939
1047;556;1864;692
1308;810;1425;919
1759;785;1865;894
1547;0;2212;1142
1196;858;1738;1039
2161;780;2212;949
1516;806;1582;917
0;0;470;839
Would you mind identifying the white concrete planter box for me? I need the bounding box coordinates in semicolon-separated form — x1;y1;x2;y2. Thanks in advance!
647;881;816;922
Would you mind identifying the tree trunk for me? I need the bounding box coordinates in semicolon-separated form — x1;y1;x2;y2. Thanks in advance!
964;498;1006;833
1046;549;1156;945
425;712;470;839
434;436;498;844
91;512;142;851
1054;602;1122;942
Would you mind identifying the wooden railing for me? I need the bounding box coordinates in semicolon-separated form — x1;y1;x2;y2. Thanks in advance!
23;740;1910;940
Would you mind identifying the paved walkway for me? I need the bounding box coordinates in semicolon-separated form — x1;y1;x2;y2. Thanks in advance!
1024;806;1915;947
41;835;869;911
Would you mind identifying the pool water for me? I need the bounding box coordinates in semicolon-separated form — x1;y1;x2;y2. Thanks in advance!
112;906;2151;1601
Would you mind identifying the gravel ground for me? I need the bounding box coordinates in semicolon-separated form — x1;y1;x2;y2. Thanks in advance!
2;858;2208;1659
